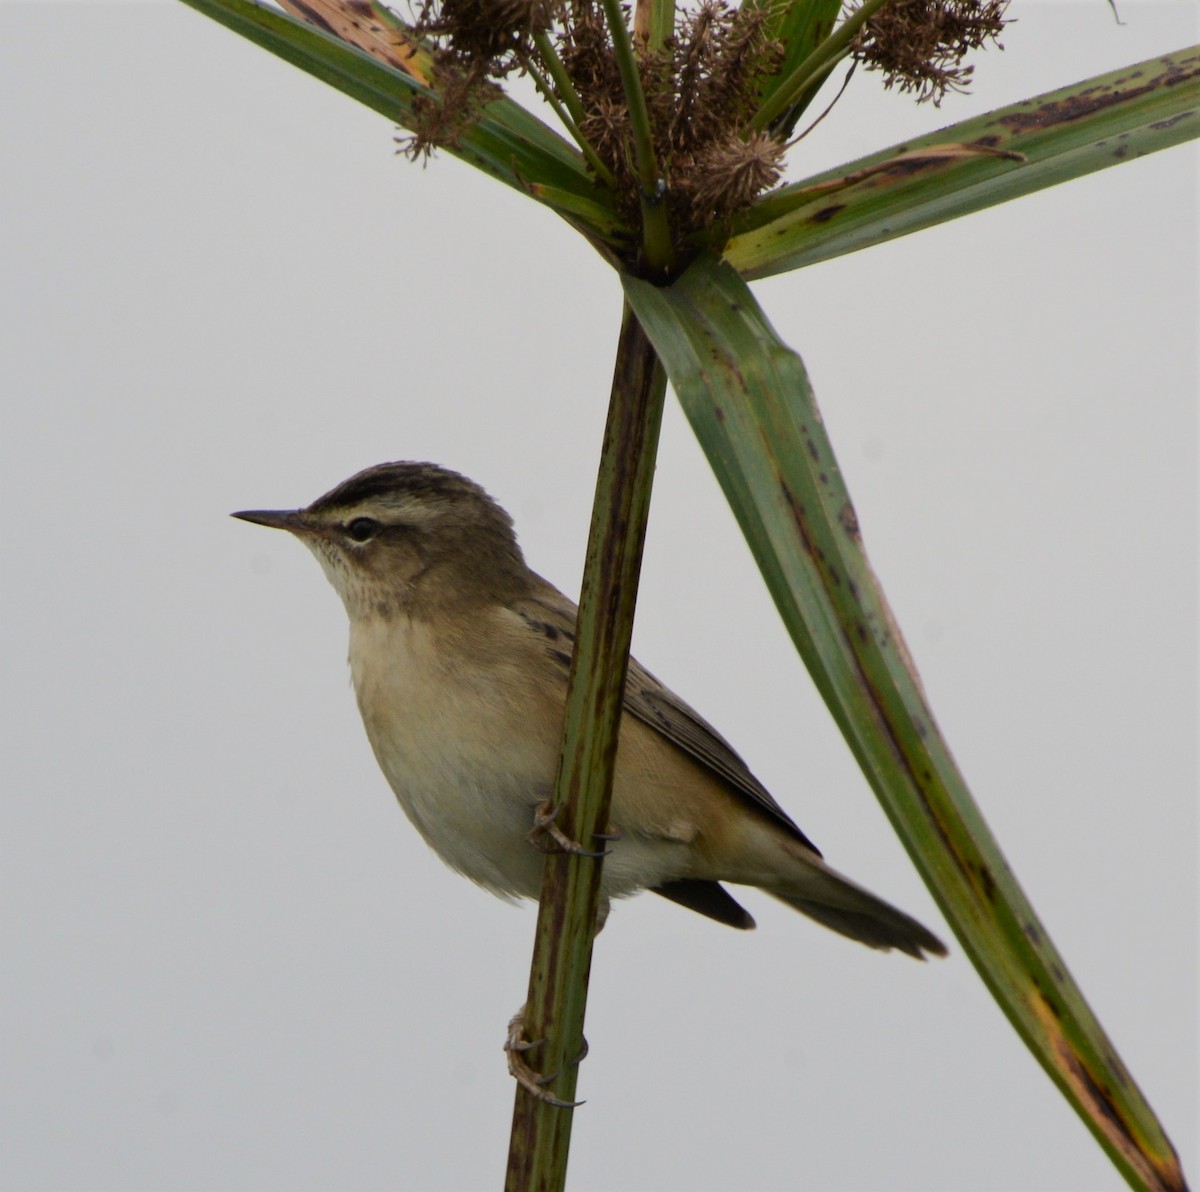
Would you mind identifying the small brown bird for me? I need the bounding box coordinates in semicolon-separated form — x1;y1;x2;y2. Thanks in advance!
234;461;945;958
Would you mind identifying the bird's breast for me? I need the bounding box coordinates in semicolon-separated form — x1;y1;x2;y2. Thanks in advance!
346;611;562;898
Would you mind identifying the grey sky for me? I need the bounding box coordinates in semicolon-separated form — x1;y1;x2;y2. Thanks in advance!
1;2;1196;1189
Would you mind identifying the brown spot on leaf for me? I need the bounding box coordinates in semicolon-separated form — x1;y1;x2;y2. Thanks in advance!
1149;112;1196;133
1104;1047;1131;1091
888;153;948;177
977;863;996;902
1029;993;1187;1191
779;480;816;560
997;60;1199;134
838;501;861;540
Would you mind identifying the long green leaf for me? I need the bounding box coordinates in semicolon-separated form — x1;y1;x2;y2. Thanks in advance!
744;0;843;135
176;0;625;249
622;253;1188;1192
718;45;1200;280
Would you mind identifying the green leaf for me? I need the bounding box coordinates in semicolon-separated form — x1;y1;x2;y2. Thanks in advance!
636;0;674;52
176;0;625;248
622;253;1188;1192
719;45;1200;280
745;0;843;135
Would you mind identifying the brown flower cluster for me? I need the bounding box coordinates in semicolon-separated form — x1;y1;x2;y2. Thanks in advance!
400;0;557;153
416;0;555;69
852;0;1008;103
396;0;1008;249
571;0;784;228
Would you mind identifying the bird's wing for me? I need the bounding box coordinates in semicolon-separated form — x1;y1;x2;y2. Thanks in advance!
517;580;822;857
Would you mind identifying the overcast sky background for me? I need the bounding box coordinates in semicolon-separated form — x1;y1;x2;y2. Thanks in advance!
2;2;1196;1190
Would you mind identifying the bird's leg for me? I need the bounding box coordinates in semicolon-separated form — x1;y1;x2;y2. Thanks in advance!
528;800;621;858
505;1005;585;1109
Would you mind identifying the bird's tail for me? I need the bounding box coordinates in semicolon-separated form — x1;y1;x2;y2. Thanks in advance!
764;843;947;959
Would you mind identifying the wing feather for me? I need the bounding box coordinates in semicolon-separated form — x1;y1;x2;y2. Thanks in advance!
516;580;822;856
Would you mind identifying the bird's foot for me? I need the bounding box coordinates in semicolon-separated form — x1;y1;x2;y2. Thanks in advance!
528;801;618;858
505;1007;585;1109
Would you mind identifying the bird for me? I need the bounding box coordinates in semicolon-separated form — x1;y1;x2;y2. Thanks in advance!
233;461;946;959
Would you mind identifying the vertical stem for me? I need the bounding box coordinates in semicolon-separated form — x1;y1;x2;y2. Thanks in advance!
596;0;676;277
504;304;667;1192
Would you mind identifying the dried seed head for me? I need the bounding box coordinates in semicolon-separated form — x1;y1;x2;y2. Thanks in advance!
560;6;625;117
400;0;548;156
397;0;789;240
685;130;784;224
417;0;554;71
667;2;779;151
852;0;1009;103
395;60;497;157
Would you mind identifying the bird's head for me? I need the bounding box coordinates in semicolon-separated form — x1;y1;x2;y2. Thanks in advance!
233;462;528;619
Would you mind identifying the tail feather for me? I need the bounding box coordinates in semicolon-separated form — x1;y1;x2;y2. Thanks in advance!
766;856;947;959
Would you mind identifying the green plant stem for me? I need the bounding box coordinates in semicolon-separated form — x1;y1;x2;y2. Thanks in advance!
503;303;667;1192
521;49;619;188
532;30;586;127
751;0;893;132
596;0;675;276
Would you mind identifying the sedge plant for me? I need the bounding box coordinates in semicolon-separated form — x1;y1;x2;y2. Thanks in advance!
176;0;1197;1186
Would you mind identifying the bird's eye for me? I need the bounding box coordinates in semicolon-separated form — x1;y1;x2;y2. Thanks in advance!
345;517;380;543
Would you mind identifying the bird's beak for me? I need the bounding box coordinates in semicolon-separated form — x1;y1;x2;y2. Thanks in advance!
230;508;311;534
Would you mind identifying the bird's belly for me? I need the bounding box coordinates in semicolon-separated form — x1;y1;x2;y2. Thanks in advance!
347;614;700;908
349;616;562;899
365;717;697;906
395;765;551;899
362;691;557;899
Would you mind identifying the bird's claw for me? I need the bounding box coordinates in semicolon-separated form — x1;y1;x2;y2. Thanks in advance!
505;1010;584;1109
528;800;613;858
